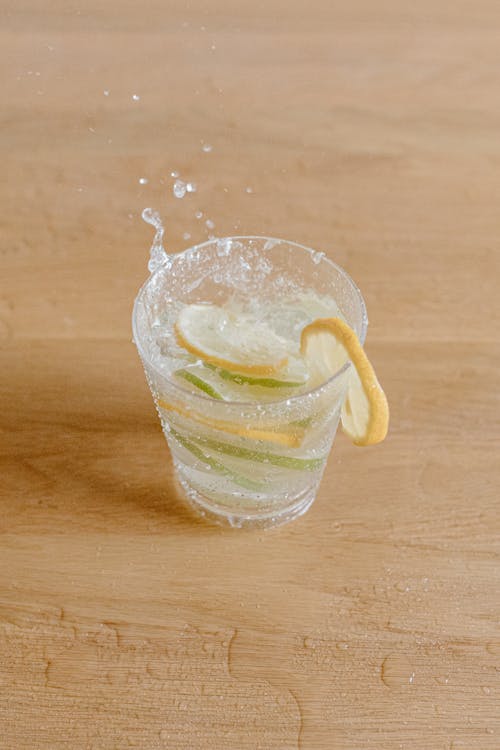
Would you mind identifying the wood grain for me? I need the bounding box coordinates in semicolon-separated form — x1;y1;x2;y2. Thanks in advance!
1;2;499;748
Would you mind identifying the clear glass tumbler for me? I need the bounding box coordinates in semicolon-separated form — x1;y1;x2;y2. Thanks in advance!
132;236;367;528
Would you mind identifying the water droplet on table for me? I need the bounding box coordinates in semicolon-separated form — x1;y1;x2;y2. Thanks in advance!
434;675;450;685
205;219;215;230
195;210;203;219
381;654;416;688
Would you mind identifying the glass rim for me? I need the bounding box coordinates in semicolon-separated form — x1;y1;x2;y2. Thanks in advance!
132;235;368;408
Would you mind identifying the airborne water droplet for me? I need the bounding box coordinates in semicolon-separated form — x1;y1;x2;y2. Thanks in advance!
173;180;187;198
142;208;169;273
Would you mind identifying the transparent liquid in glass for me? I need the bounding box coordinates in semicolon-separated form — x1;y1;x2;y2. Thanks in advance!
133;237;367;528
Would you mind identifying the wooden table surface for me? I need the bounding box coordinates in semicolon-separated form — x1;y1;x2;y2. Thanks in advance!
2;2;499;748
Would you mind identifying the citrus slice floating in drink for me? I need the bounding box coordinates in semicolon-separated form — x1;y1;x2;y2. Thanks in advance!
300;317;389;446
174;303;290;376
157;398;305;448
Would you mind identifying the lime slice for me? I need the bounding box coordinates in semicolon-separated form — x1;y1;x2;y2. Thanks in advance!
169;428;264;491
174;303;290;376
190;434;325;471
174;368;224;400
301;317;389;446
204;361;307;389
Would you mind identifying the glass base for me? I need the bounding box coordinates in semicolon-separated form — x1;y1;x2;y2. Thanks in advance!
175;469;316;529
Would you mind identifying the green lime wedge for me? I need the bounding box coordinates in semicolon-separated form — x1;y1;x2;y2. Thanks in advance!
169;428;264;491
204;362;306;389
174;368;224;400
290;416;314;428
191;434;325;471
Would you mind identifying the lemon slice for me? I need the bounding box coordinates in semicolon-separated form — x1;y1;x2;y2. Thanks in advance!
300;317;389;446
174;303;289;376
157;398;305;448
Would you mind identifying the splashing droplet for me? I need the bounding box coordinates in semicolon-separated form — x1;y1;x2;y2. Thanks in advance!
312;251;325;265
205;219;215;230
132;93;140;101
103;89;110;96
202;143;213;153
216;238;231;256
186;182;197;193
183;232;191;241
138;177;148;185
173;180;187;198
195;211;203;220
245;186;253;194
170;170;179;178
142;208;169;273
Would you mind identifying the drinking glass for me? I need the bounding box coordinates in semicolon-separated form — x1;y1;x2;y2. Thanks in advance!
132;235;367;528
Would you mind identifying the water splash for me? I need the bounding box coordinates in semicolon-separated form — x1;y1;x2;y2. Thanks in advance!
173;179;187;198
142;208;169;273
